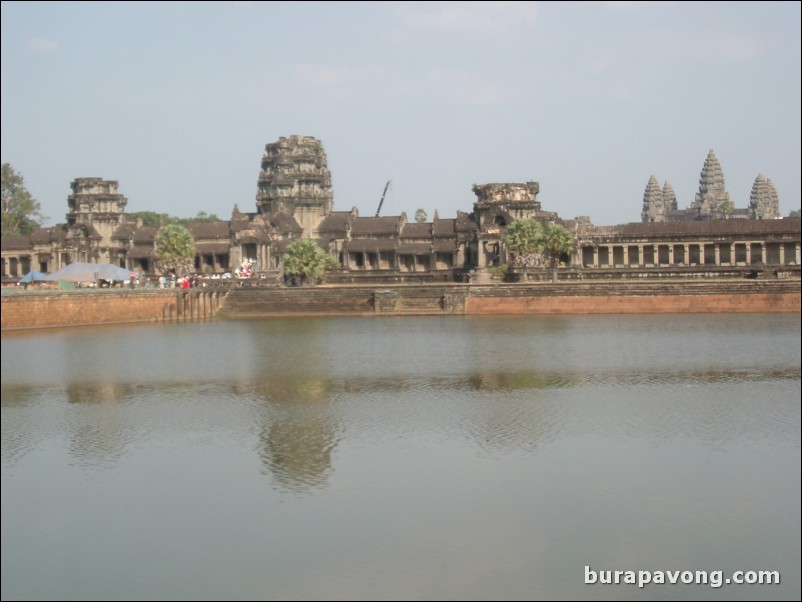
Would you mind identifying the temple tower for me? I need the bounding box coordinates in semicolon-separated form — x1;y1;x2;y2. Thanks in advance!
692;149;731;218
255;135;333;238
641;175;664;222
65;178;128;262
662;180;677;213
749;174;780;219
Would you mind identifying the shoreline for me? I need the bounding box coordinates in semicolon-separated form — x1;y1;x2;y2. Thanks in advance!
2;279;799;332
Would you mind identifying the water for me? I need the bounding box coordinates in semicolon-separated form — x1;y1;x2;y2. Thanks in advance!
2;314;800;600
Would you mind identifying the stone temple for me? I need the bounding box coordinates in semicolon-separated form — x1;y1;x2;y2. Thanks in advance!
2;137;800;281
641;149;781;222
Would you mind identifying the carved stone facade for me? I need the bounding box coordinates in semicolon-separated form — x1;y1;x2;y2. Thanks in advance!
256;135;333;239
2;139;799;282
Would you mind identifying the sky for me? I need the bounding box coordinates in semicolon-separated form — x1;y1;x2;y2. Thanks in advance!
2;1;800;228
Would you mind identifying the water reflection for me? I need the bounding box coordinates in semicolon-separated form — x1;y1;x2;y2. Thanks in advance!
1;315;800;601
241;377;341;493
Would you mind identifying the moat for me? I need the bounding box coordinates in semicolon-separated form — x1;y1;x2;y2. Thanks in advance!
2;314;799;600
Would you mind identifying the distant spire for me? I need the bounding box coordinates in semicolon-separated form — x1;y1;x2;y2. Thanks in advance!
433;208;440;221
749;174;767;219
751;174;780;219
693;149;730;217
641;175;664;222
766;179;780;218
662;180;677;212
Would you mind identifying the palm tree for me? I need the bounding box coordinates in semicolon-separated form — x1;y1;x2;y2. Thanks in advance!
541;223;574;282
282;239;338;285
504;219;544;267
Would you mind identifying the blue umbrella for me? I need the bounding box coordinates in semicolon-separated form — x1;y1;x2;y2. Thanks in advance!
18;271;48;284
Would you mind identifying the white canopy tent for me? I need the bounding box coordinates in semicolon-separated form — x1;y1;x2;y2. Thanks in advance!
44;262;133;283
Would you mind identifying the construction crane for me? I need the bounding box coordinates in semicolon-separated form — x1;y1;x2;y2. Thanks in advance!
375;180;392;217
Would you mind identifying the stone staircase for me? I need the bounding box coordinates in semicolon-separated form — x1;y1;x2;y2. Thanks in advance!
220;286;375;317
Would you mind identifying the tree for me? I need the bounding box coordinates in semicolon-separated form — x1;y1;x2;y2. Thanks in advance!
541;223;574;282
2;163;45;235
415;208;427;223
282;239;338;284
193;211;221;222
155;223;196;275
127;211;171;227
789;209;801;218
504;219;544;267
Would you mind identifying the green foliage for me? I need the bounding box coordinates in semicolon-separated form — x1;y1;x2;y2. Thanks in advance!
504;219;544;266
1;163;45;235
542;223;574;261
488;263;508;281
719;200;734;214
415;208;428;223
192;211;221;222
789;209;801;218
154;223;196;275
542;223;574;281
128;210;221;227
282;239;338;284
127;211;171;227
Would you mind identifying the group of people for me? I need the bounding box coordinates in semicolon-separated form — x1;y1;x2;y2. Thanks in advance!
234;258;258;279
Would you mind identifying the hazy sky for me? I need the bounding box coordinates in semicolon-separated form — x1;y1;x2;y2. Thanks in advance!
2;1;800;228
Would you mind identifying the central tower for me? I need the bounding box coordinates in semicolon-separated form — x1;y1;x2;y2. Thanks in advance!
256;135;334;238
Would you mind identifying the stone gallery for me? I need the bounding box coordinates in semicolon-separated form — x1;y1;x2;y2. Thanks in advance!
2;136;799;282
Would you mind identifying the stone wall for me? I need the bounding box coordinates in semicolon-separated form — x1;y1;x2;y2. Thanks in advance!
1;289;226;331
466;291;800;314
3;281;798;331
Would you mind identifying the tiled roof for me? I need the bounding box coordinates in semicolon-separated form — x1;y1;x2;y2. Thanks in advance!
318;211;352;234
187;221;231;239
350;216;402;236
236;228;271;244
133;227;158;244
580;217;801;239
433;240;457;252
112;222;137;240
31;227;57;244
400;222;432;238
433;218;456;237
1;234;31;251
267;212;303;234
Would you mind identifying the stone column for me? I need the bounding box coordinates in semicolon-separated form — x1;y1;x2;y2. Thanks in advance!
593;246;599;268
778;244;785;265
607;246;614;267
623;245;630;267
760;243;766;264
796;243;801;265
637;245;644;267
745;243;752;265
730;243;736;266
668;246;674;265
714;245;721;266
683;244;689;266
